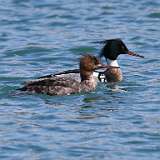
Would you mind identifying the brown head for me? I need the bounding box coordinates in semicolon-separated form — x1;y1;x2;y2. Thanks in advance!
79;54;102;81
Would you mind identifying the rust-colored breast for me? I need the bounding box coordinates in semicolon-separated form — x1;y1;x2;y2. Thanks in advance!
104;68;123;83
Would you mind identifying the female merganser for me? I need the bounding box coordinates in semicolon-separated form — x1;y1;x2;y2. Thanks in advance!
40;39;144;83
18;55;111;96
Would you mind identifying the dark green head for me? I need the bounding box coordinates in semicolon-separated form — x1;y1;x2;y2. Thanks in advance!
98;39;144;60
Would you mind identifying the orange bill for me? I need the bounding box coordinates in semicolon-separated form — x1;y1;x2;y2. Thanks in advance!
127;51;144;58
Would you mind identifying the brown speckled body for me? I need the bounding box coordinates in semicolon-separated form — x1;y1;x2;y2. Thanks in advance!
104;68;123;82
24;77;81;95
22;76;97;96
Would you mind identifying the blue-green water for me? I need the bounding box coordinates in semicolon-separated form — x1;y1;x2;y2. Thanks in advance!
0;0;160;159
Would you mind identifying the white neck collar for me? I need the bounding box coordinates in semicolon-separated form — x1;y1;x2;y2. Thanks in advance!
107;58;119;67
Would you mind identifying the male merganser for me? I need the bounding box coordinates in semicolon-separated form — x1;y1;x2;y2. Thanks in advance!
40;39;144;83
97;38;144;82
18;55;112;96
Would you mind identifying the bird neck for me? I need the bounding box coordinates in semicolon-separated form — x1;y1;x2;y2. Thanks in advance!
107;58;119;67
80;70;93;82
80;70;97;91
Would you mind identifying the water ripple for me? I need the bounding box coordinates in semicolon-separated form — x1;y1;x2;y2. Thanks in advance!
0;0;160;159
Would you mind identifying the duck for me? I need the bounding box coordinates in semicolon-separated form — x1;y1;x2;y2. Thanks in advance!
18;55;112;96
97;38;144;82
40;39;144;83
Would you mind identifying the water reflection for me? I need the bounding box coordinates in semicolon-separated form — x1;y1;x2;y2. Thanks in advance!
78;92;120;120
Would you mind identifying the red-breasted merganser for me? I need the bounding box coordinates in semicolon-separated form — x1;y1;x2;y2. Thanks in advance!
97;38;144;82
18;55;113;96
40;39;144;83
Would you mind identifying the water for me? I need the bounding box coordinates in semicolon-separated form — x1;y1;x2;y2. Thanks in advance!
0;0;160;159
